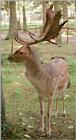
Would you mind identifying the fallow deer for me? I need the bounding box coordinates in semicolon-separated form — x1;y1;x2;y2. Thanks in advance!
8;5;69;137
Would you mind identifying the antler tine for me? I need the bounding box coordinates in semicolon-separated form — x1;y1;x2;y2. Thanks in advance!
40;4;54;37
60;20;68;29
29;31;36;36
14;33;21;44
14;32;28;45
28;32;37;41
28;32;44;44
28;32;58;45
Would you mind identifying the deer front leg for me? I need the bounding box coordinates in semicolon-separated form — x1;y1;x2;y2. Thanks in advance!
39;95;45;133
47;96;53;137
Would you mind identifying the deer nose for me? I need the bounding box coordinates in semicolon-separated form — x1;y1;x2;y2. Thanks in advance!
7;56;13;61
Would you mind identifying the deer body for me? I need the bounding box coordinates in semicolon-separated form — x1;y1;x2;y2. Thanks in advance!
25;51;69;98
8;45;69;136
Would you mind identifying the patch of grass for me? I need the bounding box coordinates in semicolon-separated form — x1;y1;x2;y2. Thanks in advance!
67;56;76;86
2;39;76;139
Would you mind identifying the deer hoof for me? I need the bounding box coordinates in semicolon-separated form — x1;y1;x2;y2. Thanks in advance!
62;109;66;117
47;130;52;139
39;127;44;133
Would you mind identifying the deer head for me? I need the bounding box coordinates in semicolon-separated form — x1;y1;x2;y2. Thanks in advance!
8;33;39;63
8;5;68;62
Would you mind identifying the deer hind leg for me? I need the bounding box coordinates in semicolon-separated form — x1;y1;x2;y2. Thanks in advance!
47;96;53;137
56;92;66;117
39;95;45;133
55;95;59;117
62;92;66;116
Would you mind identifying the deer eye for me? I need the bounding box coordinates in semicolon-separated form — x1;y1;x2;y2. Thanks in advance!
20;52;23;54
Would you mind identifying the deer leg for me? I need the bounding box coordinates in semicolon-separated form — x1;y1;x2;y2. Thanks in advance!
62;93;66;116
55;95;59;117
47;96;53;137
39;96;45;133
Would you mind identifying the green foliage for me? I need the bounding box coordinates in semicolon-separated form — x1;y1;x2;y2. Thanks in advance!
1;121;21;139
68;19;76;29
67;56;76;86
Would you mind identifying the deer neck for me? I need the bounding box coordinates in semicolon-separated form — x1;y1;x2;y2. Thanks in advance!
24;56;42;76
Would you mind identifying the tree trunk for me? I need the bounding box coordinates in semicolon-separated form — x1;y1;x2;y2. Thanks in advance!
6;1;18;39
1;76;6;136
23;1;27;31
42;1;47;26
54;1;62;45
0;4;6;133
63;2;68;21
75;2;76;13
63;2;68;44
17;1;21;30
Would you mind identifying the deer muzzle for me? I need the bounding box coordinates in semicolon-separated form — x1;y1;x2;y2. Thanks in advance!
7;55;13;62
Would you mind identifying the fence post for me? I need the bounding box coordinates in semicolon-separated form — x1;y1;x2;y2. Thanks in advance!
67;28;69;44
11;37;13;56
10;32;14;56
35;25;36;33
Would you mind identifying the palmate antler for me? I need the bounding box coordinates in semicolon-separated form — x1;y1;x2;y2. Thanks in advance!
28;5;68;45
15;5;68;46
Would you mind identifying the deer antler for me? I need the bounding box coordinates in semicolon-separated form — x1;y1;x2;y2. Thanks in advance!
28;5;68;44
15;32;28;45
40;4;54;37
15;5;68;46
28;5;55;44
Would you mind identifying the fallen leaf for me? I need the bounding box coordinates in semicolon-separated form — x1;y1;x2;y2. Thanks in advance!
27;125;33;129
52;122;55;125
24;134;31;139
64;94;69;100
29;116;34;119
68;125;73;129
22;122;26;126
19;112;23;116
